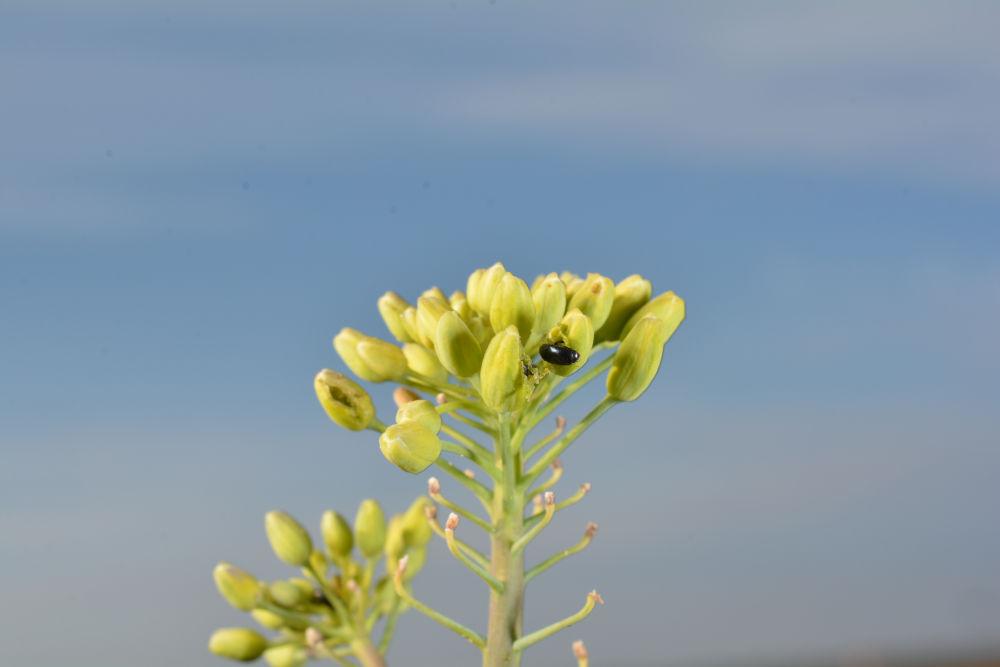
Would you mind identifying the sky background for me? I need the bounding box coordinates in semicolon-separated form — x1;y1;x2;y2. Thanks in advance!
2;1;999;666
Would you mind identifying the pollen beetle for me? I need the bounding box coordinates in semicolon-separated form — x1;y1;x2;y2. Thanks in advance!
538;343;580;366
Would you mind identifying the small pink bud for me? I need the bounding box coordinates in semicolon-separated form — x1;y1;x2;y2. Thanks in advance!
588;590;604;605
428;477;441;495
556;415;567;431
572;640;588;660
463;468;476;479
435;392;447;405
393;387;420;407
544;491;555;507
585;522;598;538
552;459;563;470
305;627;323;649
446;513;459;531
580;482;591;494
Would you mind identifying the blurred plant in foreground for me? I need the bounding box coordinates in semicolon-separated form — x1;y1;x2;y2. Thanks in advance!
315;263;685;666
209;498;431;667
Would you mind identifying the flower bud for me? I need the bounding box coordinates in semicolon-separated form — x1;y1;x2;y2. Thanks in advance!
606;315;672;401
378;421;442;474
416;296;451;349
401;306;421;342
421;286;449;304
567;273;615;330
395;398;442;433
268;580;305;608
546;309;594;377
480;325;526;412
402;343;448;384
377;291;413;343
384;516;407;560
401;545;426;581
314;370;374;431
435;311;484;378
561;272;584;299
354;499;387;558
332;328;381;382
449;290;473;320
593;274;652;344
308;550;327;576
264;511;313;567
208;628;268;662
468;262;506;316
620;290;685;341
263;645;307;667
531;272;567;336
355;336;407;382
402;496;433;547
213;562;260;611
466;314;495;350
320;510;353;559
393;386;420;407
250;609;285;630
489;272;535;340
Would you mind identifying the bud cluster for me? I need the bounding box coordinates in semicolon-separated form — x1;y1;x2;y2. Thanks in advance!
209;498;431;666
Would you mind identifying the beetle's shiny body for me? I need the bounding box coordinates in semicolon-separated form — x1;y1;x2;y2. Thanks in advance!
538;343;580;366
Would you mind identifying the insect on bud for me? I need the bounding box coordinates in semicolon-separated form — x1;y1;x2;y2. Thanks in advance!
396;399;442;434
435;310;484;378
314;369;374;431
606;315;675;402
379;420;443;474
567;273;615;330
393;386;420;407
208;628;268;662
489;272;535;340
480;325;527;412
545;309;594;377
213;562;260;611
594;274;652;344
320;510;353;560
264;511;313;567
354;499;387;559
402;343;449;384
445;512;459;531
377;291;413;343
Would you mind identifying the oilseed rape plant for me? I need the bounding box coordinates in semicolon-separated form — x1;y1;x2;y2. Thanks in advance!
313;263;685;666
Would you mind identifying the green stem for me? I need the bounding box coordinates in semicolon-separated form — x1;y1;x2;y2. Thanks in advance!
350;637;387;667
521;397;617;488
511;591;603;652
525;524;596;583
522;353;614;435
434;458;493;509
431;490;493;533
447;525;505;592
392;569;486;649
524;483;590;529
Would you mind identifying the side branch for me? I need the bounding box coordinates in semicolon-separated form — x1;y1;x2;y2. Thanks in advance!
511;591;604;652
525;522;598;583
392;556;486;650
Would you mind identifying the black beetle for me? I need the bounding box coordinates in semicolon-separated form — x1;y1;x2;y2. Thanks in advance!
539;343;580;366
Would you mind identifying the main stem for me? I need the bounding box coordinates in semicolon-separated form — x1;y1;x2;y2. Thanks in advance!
484;415;525;667
350;637;387;667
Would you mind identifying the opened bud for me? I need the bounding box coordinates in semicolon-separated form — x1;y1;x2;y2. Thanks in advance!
314;369;374;431
480;325;527;412
377;291;413;342
606;315;672;402
354;499;387;558
320;510;353;559
435;311;484;378
531;272;567;336
379;420;442;474
264;511;313;567
594;274;652;344
567;273;615;330
208;628;268;662
213;562;260;611
489;272;535;339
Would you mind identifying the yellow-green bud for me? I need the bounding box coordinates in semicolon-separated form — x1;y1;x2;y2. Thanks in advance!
402;497;433;547
268;580;305;608
213;562;260;612
449;290;473;320
264;511;313;567
355;336;407;382
468;261;506;316
489;272;535;339
378;421;442;474
263;645;307;667
314;369;374;431
395;399;442;433
546;308;594;377
333;328;380;382
607;315;673;401
480;325;526;412
435;311;483;378
620;290;685;342
320;510;353;559
561;272;584;299
354;499;387;558
377;291;413;343
384;516;407;560
594;274;652;344
402;545;427;581
208;628;268;662
308;550;327;576
415;296;451;349
567;273;615;330
250;609;285;630
402;343;448;384
466;314;495;350
531;272;567;336
401;306;421;343
421;286;449;303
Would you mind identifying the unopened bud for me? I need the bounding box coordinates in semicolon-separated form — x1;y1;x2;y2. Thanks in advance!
465;313;495;351
546;308;594;377
435;392;447;405
263;644;307;667
573;640;589;661
305;627;323;651
427;477;441;495
594;274;652;344
533;494;544;513
544;491;555;507
314;369;374;431
320;510;353;559
480;325;526;412
467;262;506;316
620;290;685;342
395;399;442;434
264;511;313;567
531;272;568;336
208;628;268;661
561;272;584;299
416;295;451;349
401;306;421;342
567;273;615;330
402;343;449;384
354;499;387;558
421;286;449;304
606;315;673;401
332;328;381;382
490;272;535;339
355;336;408;382
589;590;605;605
585;521;599;538
379;420;442;474
384;516;407;560
377;291;413;343
213;562;260;611
449;290;473;320
393;386;420;407
402;496;433;547
250;609;284;630
445;512;459;531
435;311;484;378
269;580;306;608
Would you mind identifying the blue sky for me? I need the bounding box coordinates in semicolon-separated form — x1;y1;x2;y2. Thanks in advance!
1;2;999;666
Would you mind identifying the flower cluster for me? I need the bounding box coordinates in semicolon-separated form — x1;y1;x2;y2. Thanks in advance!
209;499;431;667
